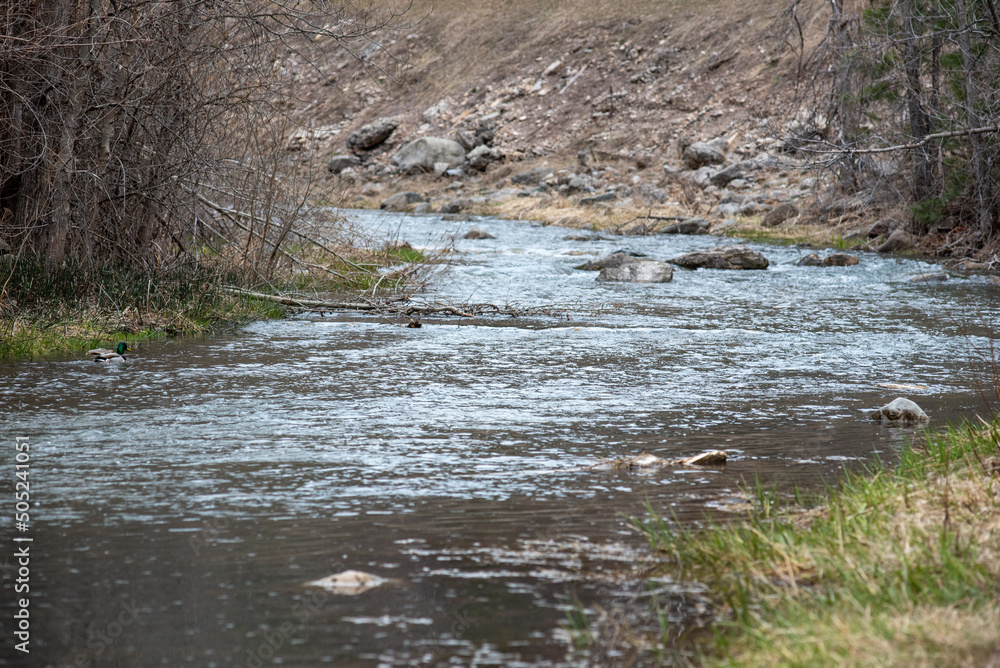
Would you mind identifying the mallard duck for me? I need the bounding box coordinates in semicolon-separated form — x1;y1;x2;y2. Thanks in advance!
88;342;132;364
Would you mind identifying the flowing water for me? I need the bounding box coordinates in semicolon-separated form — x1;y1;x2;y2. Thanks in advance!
2;210;998;666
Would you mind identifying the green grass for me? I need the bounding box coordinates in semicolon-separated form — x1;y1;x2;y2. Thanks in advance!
632;422;1000;667
0;257;290;359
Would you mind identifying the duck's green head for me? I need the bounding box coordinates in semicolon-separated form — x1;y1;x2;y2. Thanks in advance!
116;342;132;355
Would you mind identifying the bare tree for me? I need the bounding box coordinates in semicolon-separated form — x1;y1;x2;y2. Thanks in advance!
0;0;409;273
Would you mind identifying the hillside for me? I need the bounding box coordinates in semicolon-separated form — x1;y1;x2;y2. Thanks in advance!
281;0;993;264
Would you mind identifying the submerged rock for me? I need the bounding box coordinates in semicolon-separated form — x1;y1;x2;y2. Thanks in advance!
668;244;769;270
870;397;929;424
597;257;674;283
307;570;389;595
463;227;495;240
597;450;727;471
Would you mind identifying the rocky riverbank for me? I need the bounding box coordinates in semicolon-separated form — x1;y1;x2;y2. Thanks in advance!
278;0;998;269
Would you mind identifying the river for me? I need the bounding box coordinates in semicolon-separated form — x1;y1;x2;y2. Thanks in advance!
2;210;997;666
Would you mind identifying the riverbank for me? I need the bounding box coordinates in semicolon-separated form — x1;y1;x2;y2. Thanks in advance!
0;242;428;360
628;419;1000;667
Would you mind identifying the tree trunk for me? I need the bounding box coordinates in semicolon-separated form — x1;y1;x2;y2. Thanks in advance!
955;0;994;237
902;0;933;208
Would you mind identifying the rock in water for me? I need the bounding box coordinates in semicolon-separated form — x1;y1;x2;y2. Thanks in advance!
823;253;859;266
307;570;388;595
391;137;467;173
668;244;769;270
575;250;647;271
346;117;399;152
463;228;495;240
870;397;929;424
597;258;674;283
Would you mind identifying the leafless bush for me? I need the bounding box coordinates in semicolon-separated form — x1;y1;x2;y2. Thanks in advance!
0;0;410;275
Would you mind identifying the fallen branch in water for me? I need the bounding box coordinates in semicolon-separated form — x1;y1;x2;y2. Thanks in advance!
219;286;536;318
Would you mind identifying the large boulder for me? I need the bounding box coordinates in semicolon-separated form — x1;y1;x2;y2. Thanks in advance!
870;397;929;424
391;137;467;173
669;244;769;270
347;117;399;152
575;250;646;271
597;259;674;284
597;257;674;283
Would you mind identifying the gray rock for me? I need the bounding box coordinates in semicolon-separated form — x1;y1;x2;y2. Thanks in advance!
567;175;591;192
511;167;554;185
668;245;769;270
422;100;451;123
577;149;591;167
327;154;355;174
579;191;617;205
877;229;916;253
761;202;800;227
710;162;748;186
597;257;674;283
412;202;432;214
464;228;495;240
380;192;426;211
347;117;399;152
433;161;451;177
467;145;503;171
452;128;477;151
796;252;823;266
797;252;860;267
823;253;859;267
661;218;711;235
870;397;929;424
575;250;647;271
439;199;469;214
445;168;466;178
683;141;726;169
391;137;467;173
